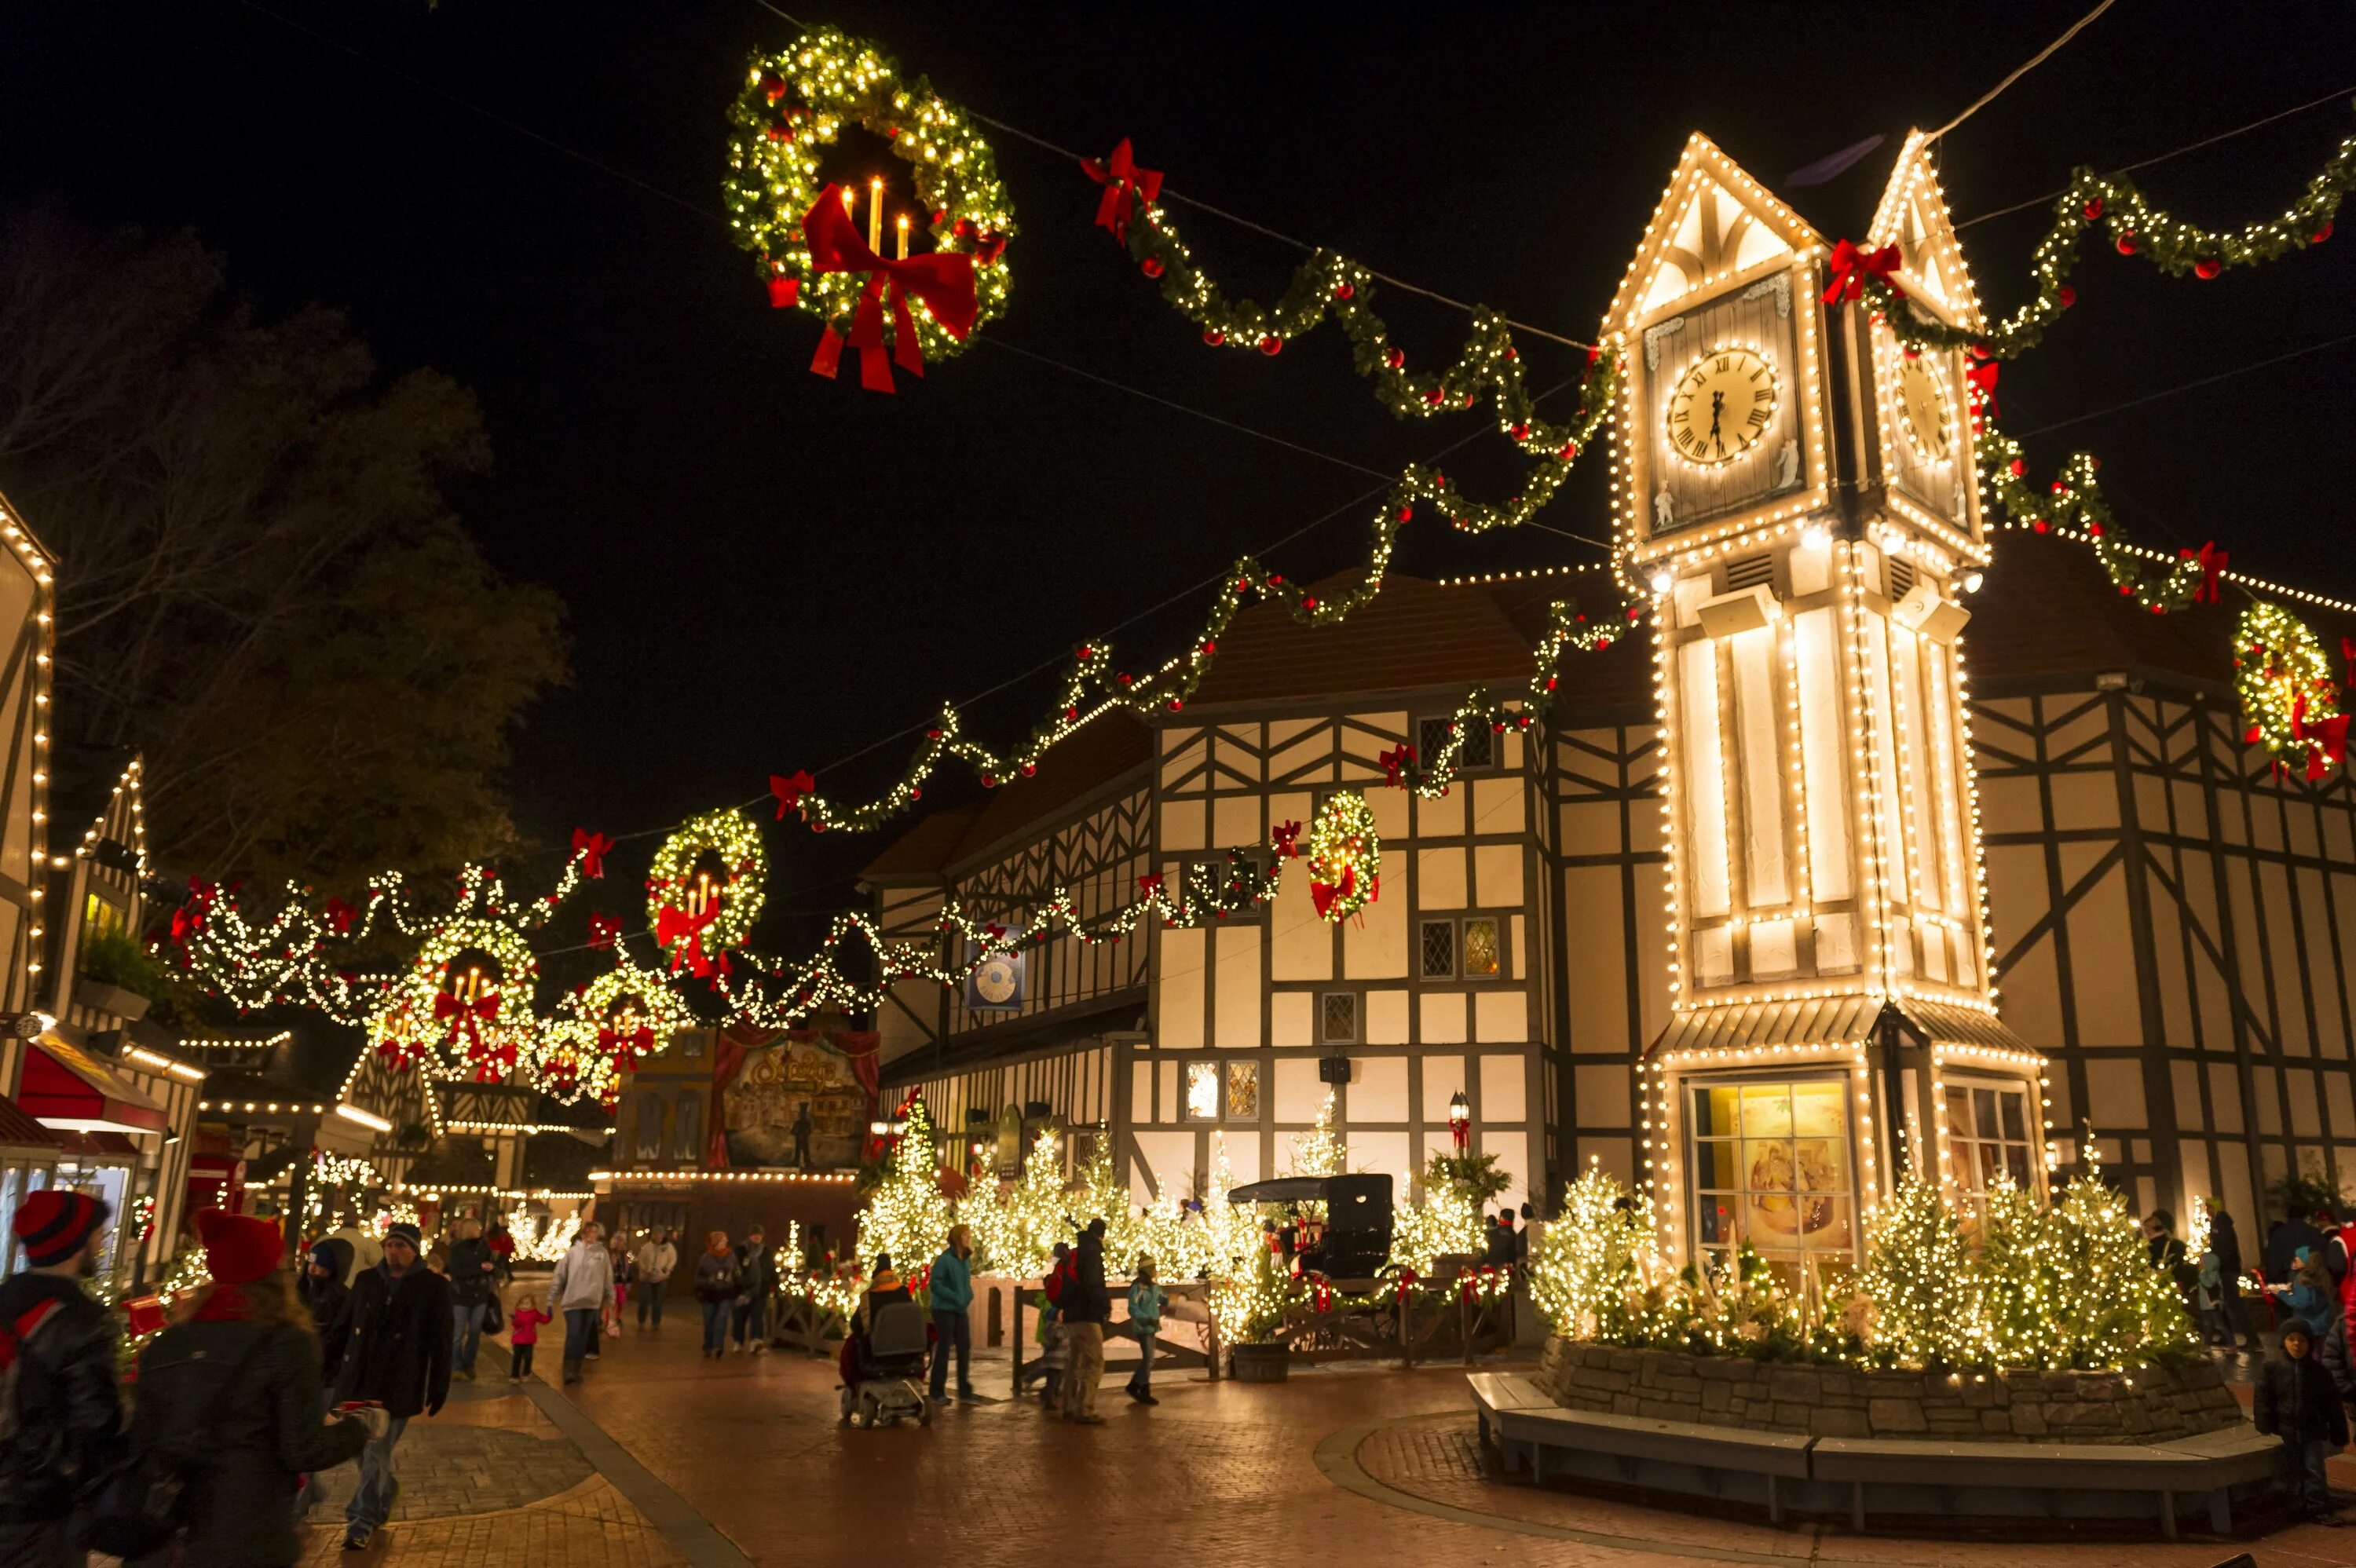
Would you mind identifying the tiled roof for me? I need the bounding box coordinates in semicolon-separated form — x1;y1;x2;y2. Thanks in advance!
1183;571;1531;707
862;713;1151;881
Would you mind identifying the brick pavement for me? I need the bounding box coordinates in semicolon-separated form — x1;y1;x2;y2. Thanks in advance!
279;1298;2356;1568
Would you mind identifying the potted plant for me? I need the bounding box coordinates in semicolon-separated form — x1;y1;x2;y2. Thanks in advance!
1216;1245;1306;1383
75;930;169;1022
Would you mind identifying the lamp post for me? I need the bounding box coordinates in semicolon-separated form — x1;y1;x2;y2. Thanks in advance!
1447;1091;1470;1152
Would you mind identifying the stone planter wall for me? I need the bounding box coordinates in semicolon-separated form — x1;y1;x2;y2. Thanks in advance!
1534;1338;2245;1444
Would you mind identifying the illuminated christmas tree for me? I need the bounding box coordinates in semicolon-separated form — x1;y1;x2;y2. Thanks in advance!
854;1097;953;1275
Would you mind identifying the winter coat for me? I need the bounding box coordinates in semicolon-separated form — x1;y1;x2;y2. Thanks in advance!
1063;1232;1111;1325
2212;1212;2246;1288
133;1313;369;1568
334;1261;453;1420
507;1307;550;1347
2277;1280;2339;1336
297;1243;353;1382
633;1240;677;1283
549;1241;613;1312
1128;1280;1165;1334
327;1226;382;1285
2323;1311;2356;1403
929;1249;972;1315
735;1241;778;1297
693;1249;742;1303
2255;1336;2351;1449
446;1237;497;1307
0;1270;126;1524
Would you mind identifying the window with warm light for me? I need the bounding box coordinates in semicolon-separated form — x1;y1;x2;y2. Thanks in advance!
1462;917;1502;979
1224;1061;1260;1121
1686;1077;1856;1274
1945;1079;2039;1204
1183;1062;1220;1122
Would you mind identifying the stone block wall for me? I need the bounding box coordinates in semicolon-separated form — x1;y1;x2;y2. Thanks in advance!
1533;1339;2245;1444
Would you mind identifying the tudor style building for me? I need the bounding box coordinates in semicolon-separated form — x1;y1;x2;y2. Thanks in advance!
862;134;2356;1263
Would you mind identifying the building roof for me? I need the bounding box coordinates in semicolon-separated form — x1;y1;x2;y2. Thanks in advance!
1183;571;1534;708
0;1092;60;1156
862;712;1152;882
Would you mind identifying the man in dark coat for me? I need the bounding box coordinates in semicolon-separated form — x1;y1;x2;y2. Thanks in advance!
2210;1210;2262;1352
334;1220;452;1550
2255;1321;2351;1522
733;1225;779;1354
1059;1219;1111;1426
0;1191;123;1568
445;1219;496;1382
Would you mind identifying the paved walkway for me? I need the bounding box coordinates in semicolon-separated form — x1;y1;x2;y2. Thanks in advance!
303;1290;2356;1568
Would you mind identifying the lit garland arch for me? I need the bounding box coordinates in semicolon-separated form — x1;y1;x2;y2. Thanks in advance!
368;916;542;1082
647;808;767;974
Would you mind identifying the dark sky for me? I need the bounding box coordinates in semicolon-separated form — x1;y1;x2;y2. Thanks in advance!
5;0;2354;923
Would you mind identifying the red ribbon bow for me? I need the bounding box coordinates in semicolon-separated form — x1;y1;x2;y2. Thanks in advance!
598;1022;657;1060
1963;359;2000;417
1451;1113;1469;1151
1137;872;1165;898
2180;541;2227;604
2308;715;2351;781
1309;865;1357;919
433;991;501;1065
324;897;358;937
1821;239;1903;305
1079;138;1162;241
571;828;614;879
802;187;979;393
1377;743;1417;788
587;912;621;950
770;769;816;821
656;901;719;977
1270;821;1303;859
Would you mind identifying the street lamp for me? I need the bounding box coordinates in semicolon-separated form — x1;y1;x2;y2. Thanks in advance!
1447;1091;1470;1151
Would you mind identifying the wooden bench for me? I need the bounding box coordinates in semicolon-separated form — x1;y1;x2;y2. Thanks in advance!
1470;1376;2287;1537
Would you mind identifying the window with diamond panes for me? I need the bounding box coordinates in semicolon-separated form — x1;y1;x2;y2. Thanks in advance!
1320;992;1358;1044
1420;919;1456;978
1418;716;1493;774
1462;917;1501;978
1224;1061;1260;1121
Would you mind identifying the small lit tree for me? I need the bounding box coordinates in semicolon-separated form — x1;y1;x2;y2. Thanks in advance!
1527;1163;1658;1341
1855;1174;1980;1368
854;1097;953;1275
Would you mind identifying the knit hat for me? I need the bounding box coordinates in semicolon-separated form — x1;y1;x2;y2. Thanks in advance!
15;1190;108;1267
197;1208;284;1286
384;1221;422;1247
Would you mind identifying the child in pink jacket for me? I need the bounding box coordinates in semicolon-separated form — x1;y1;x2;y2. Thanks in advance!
508;1294;551;1382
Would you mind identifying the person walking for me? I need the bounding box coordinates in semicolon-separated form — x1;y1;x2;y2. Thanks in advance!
2255;1320;2349;1525
446;1219;497;1383
299;1237;355;1383
549;1222;613;1385
125;1209;382;1568
605;1234;634;1341
0;1192;124;1568
1125;1254;1166;1406
1059;1218;1111;1425
505;1295;549;1383
633;1228;677;1329
327;1212;383;1286
693;1231;741;1359
927;1226;975;1403
734;1226;777;1354
333;1219;452;1551
1019;1242;1070;1405
2208;1208;2263;1352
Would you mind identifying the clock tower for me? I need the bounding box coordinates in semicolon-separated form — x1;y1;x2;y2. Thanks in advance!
1608;134;2048;1271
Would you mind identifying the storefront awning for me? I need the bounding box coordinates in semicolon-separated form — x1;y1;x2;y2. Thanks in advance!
0;1093;61;1160
19;1039;170;1135
1647;996;2042;1062
51;1130;141;1162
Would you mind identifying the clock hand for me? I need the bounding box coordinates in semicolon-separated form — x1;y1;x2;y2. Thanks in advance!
1709;389;1724;453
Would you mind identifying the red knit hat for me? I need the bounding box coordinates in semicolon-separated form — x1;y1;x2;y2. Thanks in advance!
196;1208;284;1286
15;1190;108;1266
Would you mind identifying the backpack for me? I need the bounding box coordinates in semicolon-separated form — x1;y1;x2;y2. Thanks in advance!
0;1295;66;1447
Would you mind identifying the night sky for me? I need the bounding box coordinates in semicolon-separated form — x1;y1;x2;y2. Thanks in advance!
5;1;2354;925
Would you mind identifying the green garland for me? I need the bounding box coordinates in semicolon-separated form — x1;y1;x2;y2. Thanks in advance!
722;29;1015;362
1862;115;2356;360
367;916;542;1082
1974;426;2213;613
2233;601;2345;774
648;809;768;965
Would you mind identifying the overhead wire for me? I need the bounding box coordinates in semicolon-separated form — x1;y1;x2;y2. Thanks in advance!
1929;0;2116;141
2008;331;2356;439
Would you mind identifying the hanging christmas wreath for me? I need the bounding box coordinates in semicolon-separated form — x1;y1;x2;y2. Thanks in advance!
723;29;1013;389
648;809;767;976
548;966;695;1106
2234;602;2349;780
1306;791;1381;923
367;917;541;1083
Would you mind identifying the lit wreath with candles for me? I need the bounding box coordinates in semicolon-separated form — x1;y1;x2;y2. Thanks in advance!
368;917;541;1083
647;809;767;975
548;966;694;1106
2234;601;2348;780
723;28;1014;386
1305;791;1381;924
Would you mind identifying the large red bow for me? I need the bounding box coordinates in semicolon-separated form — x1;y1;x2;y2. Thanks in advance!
598;1022;657;1061
656;901;719;978
324;897;358;936
1271;820;1303;859
1080;138;1162;240
1822;239;1903;305
434;991;500;1062
1309;865;1358;919
1963;359;2000;418
587;912;621;950
770;769;816;821
571;828;614;879
1377;743;1417;788
802;188;978;393
2180;541;2227;604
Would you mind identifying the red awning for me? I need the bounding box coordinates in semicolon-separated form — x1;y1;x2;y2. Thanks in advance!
50;1130;141;1161
19;1040;169;1135
0;1092;60;1158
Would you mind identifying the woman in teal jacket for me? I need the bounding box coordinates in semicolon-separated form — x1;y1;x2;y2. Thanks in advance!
927;1226;976;1403
1125;1254;1166;1405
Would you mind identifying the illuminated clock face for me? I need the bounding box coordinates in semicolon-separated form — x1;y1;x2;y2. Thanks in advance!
1897;356;1953;462
974;956;1019;1005
1666;346;1777;466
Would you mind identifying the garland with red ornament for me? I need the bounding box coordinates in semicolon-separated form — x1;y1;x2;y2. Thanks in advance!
2236;601;2351;780
1976;429;2225;615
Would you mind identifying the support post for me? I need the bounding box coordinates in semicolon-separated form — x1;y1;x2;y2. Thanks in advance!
1011;1281;1025;1398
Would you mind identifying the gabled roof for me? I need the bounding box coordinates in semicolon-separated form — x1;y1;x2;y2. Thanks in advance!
1605;133;1827;333
1183;572;1533;708
861;713;1151;883
1866;131;1984;332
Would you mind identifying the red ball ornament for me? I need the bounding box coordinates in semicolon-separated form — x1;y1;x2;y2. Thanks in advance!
2119;584;2132;598
1333;282;1354;300
1203;328;1224;346
1423;386;1444;406
980;774;997;788
1396;505;1412;522
2314;222;2334;244
2032;519;2049;533
1141;258;1164;279
1385;347;1407;369
1258;336;1282;356
2058;286;2077;308
2008;459;2026;477
2087;522;2104;538
1302;595;1319;612
1510;422;1529;440
2194;258;2222;280
2116;233;2138;255
1558;440;1579;460
1020;762;1036;777
2083;197;2103;221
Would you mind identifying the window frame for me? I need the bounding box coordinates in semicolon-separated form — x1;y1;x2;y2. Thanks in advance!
1418;714;1495;777
1459;916;1504;981
1418;919;1457;980
1682;1070;1861;1272
1319;992;1359;1045
1182;1060;1223;1124
1941;1074;2044;1205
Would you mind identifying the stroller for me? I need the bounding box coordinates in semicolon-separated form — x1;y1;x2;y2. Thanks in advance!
843;1296;934;1427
